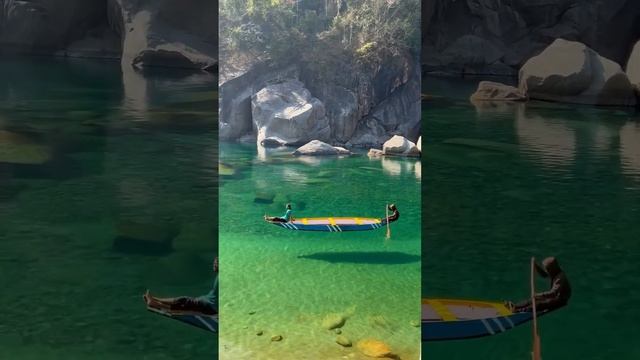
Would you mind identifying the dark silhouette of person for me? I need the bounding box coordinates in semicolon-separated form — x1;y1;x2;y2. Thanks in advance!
508;257;571;313
144;257;218;315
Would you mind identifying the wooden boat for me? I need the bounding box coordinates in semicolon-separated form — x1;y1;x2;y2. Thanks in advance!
422;298;560;341
144;293;218;333
266;204;399;232
267;216;388;232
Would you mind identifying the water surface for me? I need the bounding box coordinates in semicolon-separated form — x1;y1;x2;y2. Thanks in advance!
0;58;217;359
219;144;421;359
423;76;640;359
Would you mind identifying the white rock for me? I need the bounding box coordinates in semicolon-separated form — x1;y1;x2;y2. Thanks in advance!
470;81;527;102
252;80;330;147
382;135;420;157
292;140;351;156
519;39;636;106
368;149;384;158
626;40;640;90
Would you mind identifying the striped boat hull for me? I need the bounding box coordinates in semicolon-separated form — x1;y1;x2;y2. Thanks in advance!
269;217;387;232
422;298;554;341
147;306;218;333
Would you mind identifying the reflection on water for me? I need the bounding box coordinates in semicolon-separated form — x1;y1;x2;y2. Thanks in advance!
0;58;217;359
620;122;640;183
515;107;577;170
423;76;640;360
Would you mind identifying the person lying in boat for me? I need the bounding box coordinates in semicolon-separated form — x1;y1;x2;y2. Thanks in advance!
144;257;218;316
507;257;571;313
264;203;293;223
383;204;400;223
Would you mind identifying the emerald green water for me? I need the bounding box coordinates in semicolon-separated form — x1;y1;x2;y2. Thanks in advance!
0;58;217;359
423;76;640;359
219;144;421;359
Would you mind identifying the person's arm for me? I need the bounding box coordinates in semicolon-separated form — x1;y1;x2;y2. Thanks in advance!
536;277;561;299
534;261;549;278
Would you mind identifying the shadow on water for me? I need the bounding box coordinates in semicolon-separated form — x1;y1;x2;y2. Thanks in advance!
299;251;420;264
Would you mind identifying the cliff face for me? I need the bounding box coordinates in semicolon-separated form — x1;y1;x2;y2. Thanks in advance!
423;0;640;76
0;0;217;71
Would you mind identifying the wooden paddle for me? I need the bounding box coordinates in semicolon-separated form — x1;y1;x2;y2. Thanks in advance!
385;204;391;239
531;257;542;360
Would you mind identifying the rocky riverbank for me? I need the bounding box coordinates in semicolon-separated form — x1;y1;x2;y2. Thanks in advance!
423;0;640;78
0;0;217;72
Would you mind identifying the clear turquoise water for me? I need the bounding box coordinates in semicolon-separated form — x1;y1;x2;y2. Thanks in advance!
219;144;421;359
422;76;640;359
0;58;217;359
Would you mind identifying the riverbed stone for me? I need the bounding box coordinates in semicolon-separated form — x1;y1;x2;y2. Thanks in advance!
0;130;52;165
322;313;346;330
336;335;352;347
356;339;394;358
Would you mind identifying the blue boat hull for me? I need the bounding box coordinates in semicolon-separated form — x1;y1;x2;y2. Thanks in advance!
148;307;218;333
273;221;386;232
422;312;534;341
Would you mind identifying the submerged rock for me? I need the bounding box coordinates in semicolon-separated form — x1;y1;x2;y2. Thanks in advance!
470;81;527;102
113;220;179;255
336;335;352;347
0;130;52;165
218;162;235;177
382;135;420;157
519;39;636;106
292;140;351;156
356;339;394;358
322;313;347;330
271;335;283;342
254;192;275;204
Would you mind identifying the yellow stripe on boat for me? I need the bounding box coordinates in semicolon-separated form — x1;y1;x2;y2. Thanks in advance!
491;303;513;317
355;218;362;225
301;218;308;225
329;218;336;226
427;300;457;321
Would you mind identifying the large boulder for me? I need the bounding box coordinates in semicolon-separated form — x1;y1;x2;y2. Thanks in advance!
292;140;351;156
0;0;218;70
470;81;527;102
424;0;640;75
303;50;421;147
109;0;217;71
519;39;636;106
252;80;330;147
382;135;420;157
627;40;640;91
219;63;299;141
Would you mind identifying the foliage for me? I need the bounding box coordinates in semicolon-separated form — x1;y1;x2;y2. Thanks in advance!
220;0;420;69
